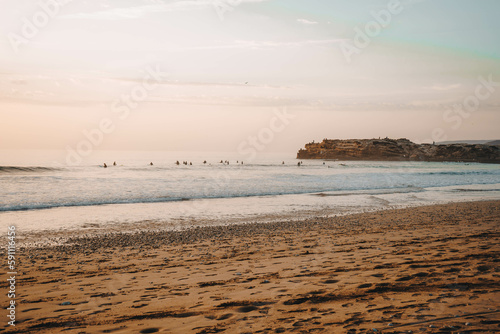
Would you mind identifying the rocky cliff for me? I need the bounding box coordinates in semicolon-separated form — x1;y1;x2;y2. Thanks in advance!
297;138;500;163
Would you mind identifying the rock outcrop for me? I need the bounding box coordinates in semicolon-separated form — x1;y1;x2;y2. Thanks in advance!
297;138;500;163
486;140;500;146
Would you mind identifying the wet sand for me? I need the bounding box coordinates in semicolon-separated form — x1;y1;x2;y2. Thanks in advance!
2;200;500;333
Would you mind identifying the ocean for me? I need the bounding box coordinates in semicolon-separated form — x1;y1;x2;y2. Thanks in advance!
1;149;499;232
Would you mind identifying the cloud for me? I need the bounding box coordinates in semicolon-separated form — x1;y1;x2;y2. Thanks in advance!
426;83;461;91
401;0;431;5
60;0;270;20
177;39;348;51
297;18;318;25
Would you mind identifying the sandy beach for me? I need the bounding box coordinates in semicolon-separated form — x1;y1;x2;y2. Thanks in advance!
2;200;499;333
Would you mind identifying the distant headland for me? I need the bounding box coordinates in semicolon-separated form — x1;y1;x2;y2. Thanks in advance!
297;138;500;163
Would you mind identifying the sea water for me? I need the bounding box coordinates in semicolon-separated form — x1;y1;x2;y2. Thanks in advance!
1;149;499;232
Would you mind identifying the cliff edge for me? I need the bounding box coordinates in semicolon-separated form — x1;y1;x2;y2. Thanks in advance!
297;138;500;163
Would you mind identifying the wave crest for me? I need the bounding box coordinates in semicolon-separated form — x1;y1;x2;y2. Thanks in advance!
0;166;61;173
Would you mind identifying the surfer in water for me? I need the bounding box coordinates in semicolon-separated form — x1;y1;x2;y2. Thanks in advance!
103;163;107;168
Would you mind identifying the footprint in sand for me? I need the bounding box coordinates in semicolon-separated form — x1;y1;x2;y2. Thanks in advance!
22;307;42;313
237;305;260;313
217;313;233;320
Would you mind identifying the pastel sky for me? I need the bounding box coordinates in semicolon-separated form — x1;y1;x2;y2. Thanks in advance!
1;0;499;153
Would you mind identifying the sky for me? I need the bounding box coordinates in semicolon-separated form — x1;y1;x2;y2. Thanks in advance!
0;0;499;155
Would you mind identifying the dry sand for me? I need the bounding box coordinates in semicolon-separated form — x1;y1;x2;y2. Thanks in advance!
2;200;499;333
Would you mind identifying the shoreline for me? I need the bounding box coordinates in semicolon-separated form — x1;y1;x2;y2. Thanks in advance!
3;200;500;333
6;183;500;244
28;198;500;249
